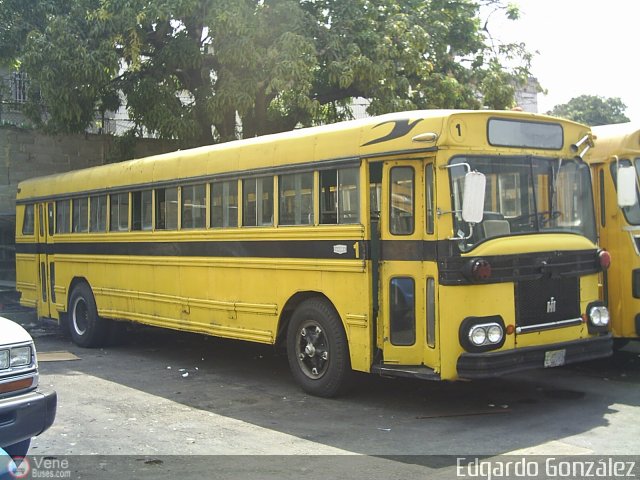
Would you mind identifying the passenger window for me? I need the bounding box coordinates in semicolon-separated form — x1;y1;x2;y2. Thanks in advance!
181;184;206;229
155;188;178;230
132;190;153;231
110;193;129;232
320;167;360;224
72;198;89;233
390;167;414;235
279;172;314;225
211;180;238;228
90;195;107;233
55;200;71;234
22;204;35;235
243;177;273;226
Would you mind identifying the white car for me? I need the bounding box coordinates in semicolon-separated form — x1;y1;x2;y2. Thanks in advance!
0;316;57;459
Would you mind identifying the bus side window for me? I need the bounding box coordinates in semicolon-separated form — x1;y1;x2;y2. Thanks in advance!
181;185;206;229
72;198;89;233
279;172;314;226
243;177;273;227
320;167;360;224
155;188;178;230
110;193;130;232
90;195;107;233
55;200;71;234
132;190;153;231
211;180;238;228
22;204;35;236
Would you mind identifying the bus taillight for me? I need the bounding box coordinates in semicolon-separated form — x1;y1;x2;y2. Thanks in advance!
598;250;611;270
466;258;492;282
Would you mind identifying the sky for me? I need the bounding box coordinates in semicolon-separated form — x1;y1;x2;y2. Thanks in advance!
489;0;639;122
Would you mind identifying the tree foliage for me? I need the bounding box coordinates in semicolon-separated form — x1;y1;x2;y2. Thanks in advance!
0;0;533;146
547;95;630;126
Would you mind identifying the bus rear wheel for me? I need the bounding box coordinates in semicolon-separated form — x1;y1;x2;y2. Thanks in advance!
286;298;351;398
68;283;109;348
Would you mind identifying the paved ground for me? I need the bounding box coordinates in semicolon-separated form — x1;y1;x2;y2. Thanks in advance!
5;307;640;479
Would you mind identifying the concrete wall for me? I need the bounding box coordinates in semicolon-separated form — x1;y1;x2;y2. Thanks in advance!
0;126;178;216
0;126;178;281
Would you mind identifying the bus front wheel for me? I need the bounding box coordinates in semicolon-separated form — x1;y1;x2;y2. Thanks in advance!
286;298;351;398
68;283;109;348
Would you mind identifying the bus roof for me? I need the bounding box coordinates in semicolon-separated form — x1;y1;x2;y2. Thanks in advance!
17;109;586;201
589;123;640;161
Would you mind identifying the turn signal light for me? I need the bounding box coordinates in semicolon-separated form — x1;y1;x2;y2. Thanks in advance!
0;377;34;394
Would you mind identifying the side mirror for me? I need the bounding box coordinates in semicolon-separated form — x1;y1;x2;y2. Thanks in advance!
462;171;486;224
617;166;637;207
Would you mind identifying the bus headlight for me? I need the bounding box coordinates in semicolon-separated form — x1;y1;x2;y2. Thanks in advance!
586;302;609;333
460;316;506;352
588;305;609;327
469;326;487;346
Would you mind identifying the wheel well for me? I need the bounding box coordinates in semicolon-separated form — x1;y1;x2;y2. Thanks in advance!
276;292;339;347
66;277;90;311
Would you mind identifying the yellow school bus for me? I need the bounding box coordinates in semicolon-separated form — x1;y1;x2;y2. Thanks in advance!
15;110;612;397
587;123;640;342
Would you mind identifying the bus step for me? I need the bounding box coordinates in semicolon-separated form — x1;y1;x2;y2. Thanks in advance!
371;364;440;381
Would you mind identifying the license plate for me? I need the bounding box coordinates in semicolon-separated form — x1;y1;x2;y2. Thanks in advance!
544;349;566;368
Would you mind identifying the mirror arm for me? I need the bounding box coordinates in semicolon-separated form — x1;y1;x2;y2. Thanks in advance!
448;223;475;241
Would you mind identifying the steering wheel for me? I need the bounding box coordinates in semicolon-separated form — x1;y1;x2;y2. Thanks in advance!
512;210;562;228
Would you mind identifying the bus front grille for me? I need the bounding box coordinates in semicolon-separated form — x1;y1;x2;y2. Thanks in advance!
515;277;580;329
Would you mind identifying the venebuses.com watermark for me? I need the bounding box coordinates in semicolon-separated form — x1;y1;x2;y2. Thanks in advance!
2;455;71;479
457;457;638;480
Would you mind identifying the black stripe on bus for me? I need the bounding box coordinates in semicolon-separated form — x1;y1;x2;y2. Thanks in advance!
16;240;368;261
16;239;453;262
16;240;600;285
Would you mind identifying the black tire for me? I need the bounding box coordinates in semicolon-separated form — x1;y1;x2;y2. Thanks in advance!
4;438;30;461
286;298;351;397
68;283;109;348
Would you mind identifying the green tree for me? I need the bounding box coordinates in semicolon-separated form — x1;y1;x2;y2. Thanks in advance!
0;0;533;146
547;95;630;126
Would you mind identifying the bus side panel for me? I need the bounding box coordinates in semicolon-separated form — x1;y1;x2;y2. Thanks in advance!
62;251;372;373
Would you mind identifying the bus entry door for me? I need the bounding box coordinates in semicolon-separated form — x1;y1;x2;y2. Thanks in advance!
379;160;439;369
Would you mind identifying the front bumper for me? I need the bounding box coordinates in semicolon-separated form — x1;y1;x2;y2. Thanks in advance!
0;389;57;448
457;334;613;379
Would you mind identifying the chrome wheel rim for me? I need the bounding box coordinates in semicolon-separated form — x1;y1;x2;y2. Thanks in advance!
72;297;89;335
296;320;330;379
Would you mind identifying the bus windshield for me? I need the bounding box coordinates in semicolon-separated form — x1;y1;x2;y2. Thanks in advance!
450;155;597;251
